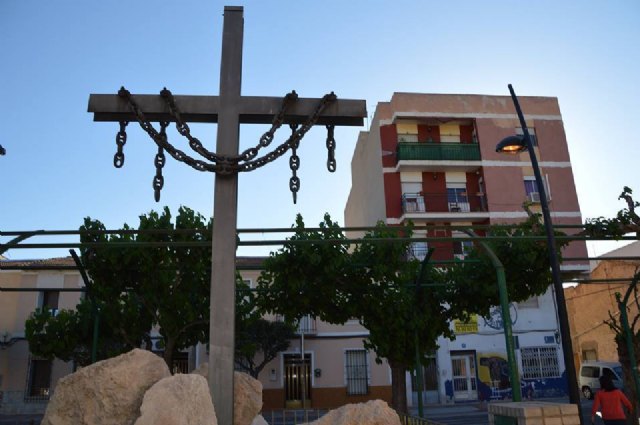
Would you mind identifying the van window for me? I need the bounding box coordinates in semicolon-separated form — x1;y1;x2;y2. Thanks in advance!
614;366;623;379
581;366;599;378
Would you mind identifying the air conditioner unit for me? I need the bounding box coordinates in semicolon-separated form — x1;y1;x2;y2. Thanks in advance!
528;192;541;203
453;254;466;261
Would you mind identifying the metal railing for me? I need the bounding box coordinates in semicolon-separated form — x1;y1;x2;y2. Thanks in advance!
402;193;487;214
397;142;481;161
397;412;445;425
262;409;328;425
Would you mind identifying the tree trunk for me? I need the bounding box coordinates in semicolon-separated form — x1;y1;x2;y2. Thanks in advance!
616;335;640;425
163;338;175;373
389;361;408;414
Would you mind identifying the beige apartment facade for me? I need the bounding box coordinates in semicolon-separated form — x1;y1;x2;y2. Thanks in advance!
0;256;392;413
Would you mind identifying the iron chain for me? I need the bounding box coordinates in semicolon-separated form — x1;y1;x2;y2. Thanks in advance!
116;86;338;202
153;122;169;202
288;124;300;203
326;124;336;172
113;121;128;168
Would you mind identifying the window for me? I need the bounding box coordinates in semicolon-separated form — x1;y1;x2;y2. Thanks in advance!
408;242;428;261
580;366;599;378
581;349;597;361
27;358;52;399
521;346;560;379
453;240;473;260
41;291;60;316
345;349;369;395
446;185;469;212
523;176;552;203
516;127;537;146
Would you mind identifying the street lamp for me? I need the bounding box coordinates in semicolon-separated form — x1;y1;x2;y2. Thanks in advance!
496;84;583;421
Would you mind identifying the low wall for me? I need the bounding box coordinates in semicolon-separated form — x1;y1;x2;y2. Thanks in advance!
488;401;579;425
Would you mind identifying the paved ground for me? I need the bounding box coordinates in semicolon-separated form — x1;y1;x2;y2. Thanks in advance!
0;398;594;425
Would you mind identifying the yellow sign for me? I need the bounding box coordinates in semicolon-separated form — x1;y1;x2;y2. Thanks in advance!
453;315;478;334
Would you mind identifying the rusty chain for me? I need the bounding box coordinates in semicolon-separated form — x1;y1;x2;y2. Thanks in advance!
115;86;338;201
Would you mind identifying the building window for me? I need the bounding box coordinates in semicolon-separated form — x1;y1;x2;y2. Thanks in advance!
345;349;369;395
26;358;52;400
41;291;60;316
524;176;551;203
582;349;597;361
516;127;537;146
453;238;473;260
446;186;469;212
408;242;428;261
521;346;560;379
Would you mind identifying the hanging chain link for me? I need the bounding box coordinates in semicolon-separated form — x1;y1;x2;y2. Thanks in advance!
113;121;128;168
115;86;338;202
326;124;336;172
153;122;169;202
288;124;300;204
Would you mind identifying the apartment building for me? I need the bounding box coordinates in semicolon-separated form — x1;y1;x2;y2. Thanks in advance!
0;256;391;413
344;92;589;404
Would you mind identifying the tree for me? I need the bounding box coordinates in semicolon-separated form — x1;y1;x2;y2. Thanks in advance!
256;212;566;413
78;206;213;369
235;318;295;378
444;212;568;319
585;187;640;425
351;222;451;414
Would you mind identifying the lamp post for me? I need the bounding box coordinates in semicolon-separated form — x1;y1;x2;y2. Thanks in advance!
496;84;582;421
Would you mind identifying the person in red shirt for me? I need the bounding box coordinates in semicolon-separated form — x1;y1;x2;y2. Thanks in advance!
591;374;633;425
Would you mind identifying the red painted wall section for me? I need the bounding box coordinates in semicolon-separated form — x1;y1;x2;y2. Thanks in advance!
380;124;397;168
384;173;402;218
460;125;474;144
418;125;440;143
428;227;452;261
465;172;481;212
422;172;447;212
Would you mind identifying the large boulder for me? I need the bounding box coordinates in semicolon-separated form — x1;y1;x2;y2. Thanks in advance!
251;415;268;425
42;349;170;425
134;374;217;425
191;363;262;425
305;400;401;425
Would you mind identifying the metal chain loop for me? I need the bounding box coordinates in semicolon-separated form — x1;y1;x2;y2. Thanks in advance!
153;122;169;202
326;124;336;172
288;124;300;204
113;121;128;168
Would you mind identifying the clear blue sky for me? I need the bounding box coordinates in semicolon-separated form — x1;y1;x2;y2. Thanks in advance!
1;0;638;260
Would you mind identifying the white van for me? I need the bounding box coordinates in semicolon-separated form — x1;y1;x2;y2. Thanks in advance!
579;361;624;399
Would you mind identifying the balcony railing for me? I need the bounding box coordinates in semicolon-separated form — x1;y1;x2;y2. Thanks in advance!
275;314;317;335
402;193;487;214
397;142;481;161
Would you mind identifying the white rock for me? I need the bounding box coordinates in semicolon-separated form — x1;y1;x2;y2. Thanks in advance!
305;400;402;425
251;414;269;425
134;374;217;425
191;363;263;425
42;348;170;425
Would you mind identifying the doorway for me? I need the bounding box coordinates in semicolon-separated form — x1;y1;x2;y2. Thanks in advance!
450;351;478;401
284;353;311;408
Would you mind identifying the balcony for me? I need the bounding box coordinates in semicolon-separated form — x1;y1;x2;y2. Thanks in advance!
275;314;317;335
400;192;489;221
397;142;481;162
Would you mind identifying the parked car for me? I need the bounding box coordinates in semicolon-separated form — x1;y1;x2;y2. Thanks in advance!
579;361;624;399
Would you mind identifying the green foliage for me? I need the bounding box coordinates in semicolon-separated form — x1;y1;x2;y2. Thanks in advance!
235;318;295;378
256;213;355;323
585;187;640;238
444;214;566;318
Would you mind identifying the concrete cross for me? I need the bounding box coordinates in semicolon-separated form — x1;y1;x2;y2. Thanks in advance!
87;6;365;424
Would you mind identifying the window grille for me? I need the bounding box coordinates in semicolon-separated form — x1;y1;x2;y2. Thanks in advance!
521;346;560;379
345;350;368;395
